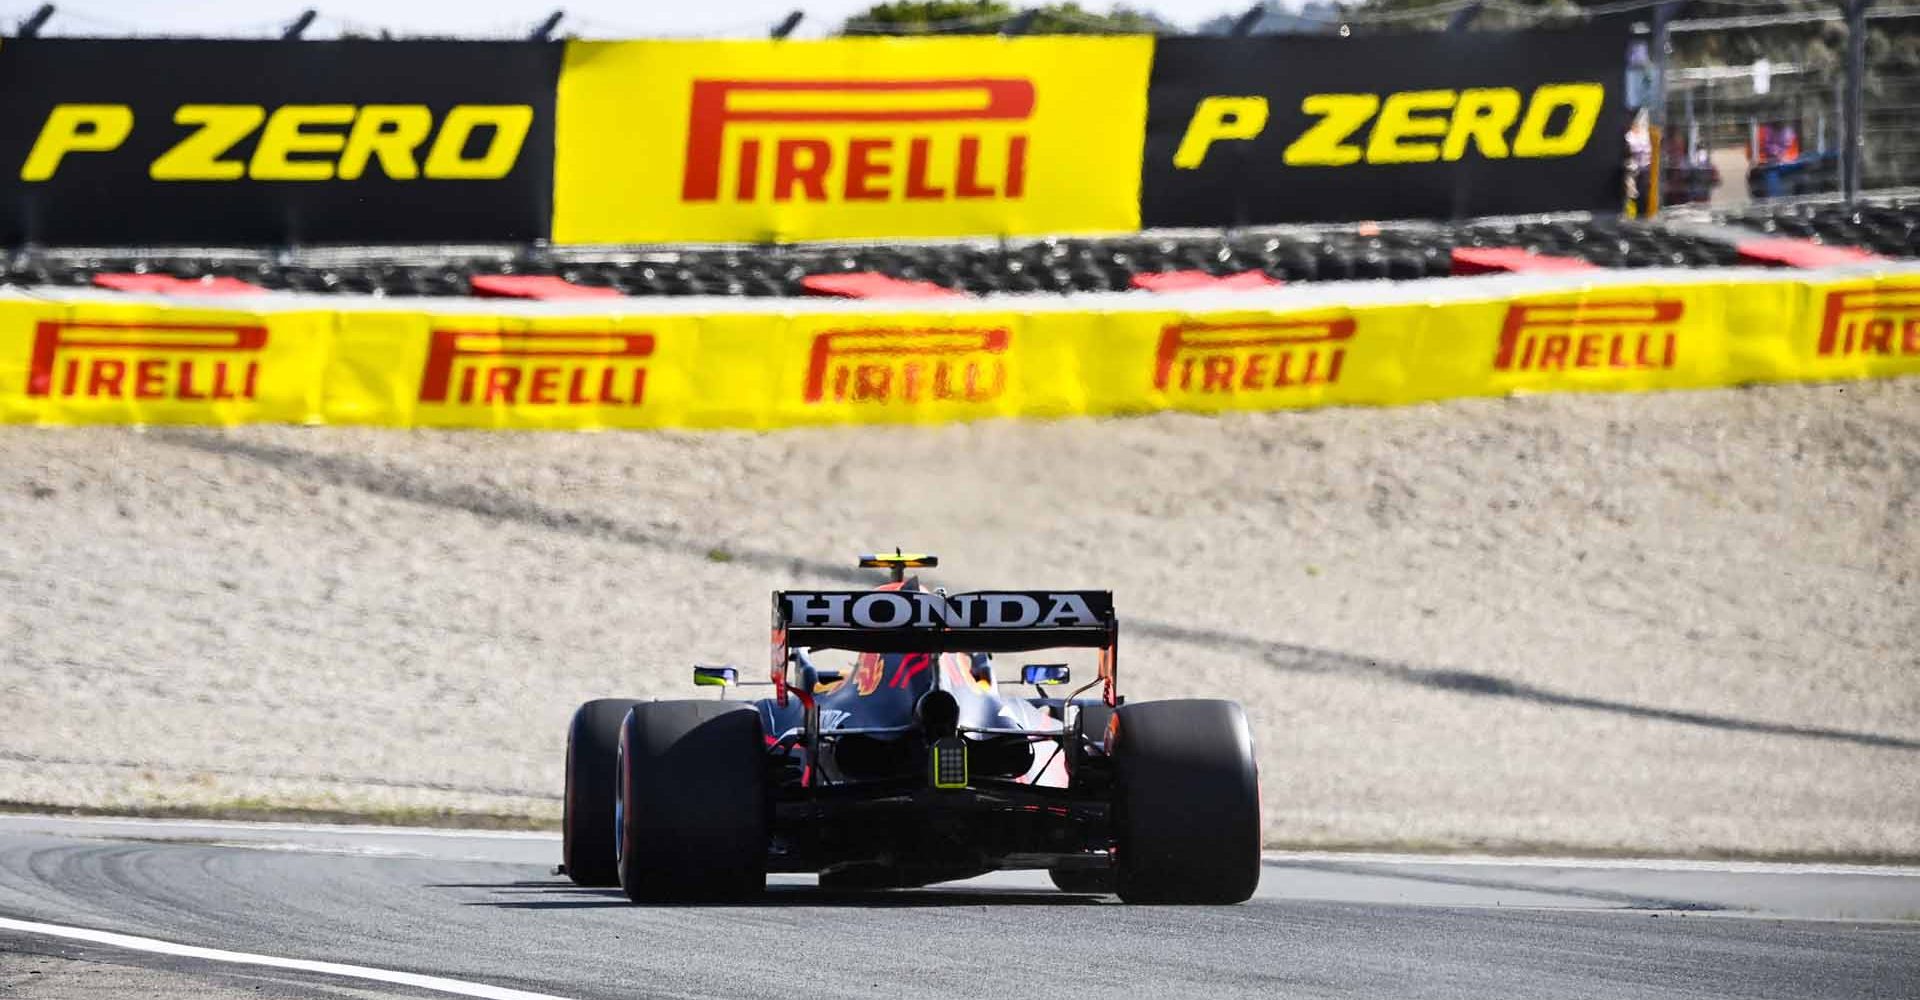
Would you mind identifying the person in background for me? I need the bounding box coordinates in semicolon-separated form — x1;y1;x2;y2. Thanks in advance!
1691;145;1721;203
1764;122;1790;164
1626;109;1654;217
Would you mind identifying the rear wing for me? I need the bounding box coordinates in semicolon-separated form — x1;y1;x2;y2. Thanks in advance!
770;589;1119;705
774;590;1115;654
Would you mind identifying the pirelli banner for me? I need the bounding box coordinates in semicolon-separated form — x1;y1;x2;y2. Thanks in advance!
0;39;561;245
3;271;1918;429
1140;28;1632;227
553;37;1153;243
0;32;1628;245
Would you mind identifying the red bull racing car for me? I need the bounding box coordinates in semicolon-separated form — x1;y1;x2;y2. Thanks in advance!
560;552;1260;903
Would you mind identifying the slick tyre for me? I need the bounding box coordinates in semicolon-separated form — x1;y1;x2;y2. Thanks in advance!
616;700;768;902
1111;699;1260;904
562;698;642;887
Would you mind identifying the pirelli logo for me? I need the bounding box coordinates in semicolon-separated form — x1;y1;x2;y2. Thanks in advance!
1154;318;1354;394
803;327;1009;405
1493;300;1684;373
27;320;266;401
419;330;655;407
682;78;1034;205
1817;285;1920;358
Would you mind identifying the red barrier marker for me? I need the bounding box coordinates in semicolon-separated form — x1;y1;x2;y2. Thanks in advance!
800;273;964;299
93;274;264;296
1130;270;1284;293
1733;238;1883;269
1449;247;1600;276
469;275;623;300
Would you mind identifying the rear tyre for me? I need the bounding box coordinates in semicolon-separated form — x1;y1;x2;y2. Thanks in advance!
1111;699;1260;904
616;700;768;902
562;698;641;887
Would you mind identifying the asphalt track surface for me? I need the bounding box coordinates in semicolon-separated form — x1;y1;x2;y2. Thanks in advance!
0;816;1916;1000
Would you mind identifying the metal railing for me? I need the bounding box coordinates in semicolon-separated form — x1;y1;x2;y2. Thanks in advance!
1651;4;1920;210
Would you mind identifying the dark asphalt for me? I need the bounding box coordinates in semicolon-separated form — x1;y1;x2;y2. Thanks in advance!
0;817;1915;1000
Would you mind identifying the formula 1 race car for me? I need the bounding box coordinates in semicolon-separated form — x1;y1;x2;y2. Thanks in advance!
560;552;1260;903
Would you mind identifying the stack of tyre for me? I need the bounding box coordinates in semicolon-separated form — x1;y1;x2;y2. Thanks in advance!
1;214;1776;299
1727;203;1920;258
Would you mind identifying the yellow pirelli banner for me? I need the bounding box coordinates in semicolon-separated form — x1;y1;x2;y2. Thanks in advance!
2;271;1918;430
0;301;334;426
552;37;1153;244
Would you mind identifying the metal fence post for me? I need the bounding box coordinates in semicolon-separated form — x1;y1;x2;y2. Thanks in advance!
1842;0;1872;200
1683;87;1693;158
1647;3;1681;216
1835;77;1845;161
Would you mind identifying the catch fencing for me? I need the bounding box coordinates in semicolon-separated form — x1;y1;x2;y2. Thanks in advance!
1653;3;1920;209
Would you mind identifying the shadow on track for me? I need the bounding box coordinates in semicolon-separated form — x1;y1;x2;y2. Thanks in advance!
446;880;1103;910
159;431;1920;755
1262;859;1724;912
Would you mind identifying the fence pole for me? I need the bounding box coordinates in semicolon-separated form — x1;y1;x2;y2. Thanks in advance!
1685;87;1696;159
1647;4;1681;216
1842;0;1872;200
1835;77;1845;165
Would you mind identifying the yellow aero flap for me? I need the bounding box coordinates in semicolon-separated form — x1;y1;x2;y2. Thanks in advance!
1;272;1916;429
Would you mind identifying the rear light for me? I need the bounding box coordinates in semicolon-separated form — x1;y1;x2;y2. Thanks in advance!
930;736;969;789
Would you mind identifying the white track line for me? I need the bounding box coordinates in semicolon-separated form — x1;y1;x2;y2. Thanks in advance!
0;916;577;1000
1262;851;1920;877
0;814;557;840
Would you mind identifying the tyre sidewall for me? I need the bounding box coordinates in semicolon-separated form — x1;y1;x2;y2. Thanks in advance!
616;700;768;901
1112;699;1260;904
561;698;640;887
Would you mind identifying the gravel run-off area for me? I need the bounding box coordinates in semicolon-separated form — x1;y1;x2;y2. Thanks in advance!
0;378;1915;859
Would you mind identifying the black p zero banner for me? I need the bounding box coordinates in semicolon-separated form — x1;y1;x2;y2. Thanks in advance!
1141;28;1633;228
0;40;560;245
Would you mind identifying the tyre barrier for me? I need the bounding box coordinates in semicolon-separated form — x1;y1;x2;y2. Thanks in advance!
0;217;1770;302
3;264;1915;431
1725;201;1920;259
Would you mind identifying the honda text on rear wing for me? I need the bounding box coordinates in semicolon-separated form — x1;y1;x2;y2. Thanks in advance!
772;587;1119;706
